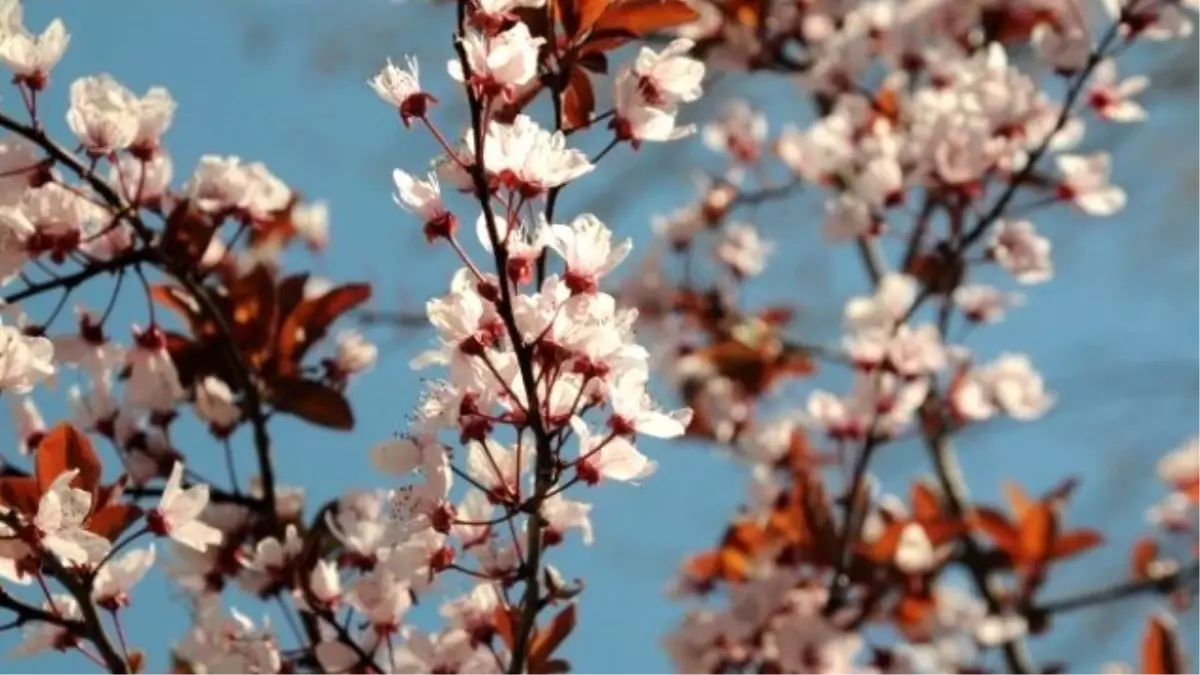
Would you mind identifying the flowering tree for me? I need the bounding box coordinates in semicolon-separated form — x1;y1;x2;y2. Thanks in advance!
0;0;1193;673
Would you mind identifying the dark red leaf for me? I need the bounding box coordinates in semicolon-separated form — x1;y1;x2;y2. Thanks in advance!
227;265;279;367
562;68;596;131
0;477;40;515
276;274;312;326
271;378;355;430
278;283;371;373
159;202;218;268
151;285;207;333
88;504;143;541
575;51;608;74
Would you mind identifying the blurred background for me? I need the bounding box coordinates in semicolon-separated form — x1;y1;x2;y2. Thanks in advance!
1;1;1196;672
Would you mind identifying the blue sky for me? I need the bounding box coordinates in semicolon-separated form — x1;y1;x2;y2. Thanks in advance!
2;2;1197;672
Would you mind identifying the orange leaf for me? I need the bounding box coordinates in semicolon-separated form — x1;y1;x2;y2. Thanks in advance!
493;606;517;650
1017;503;1056;566
910;482;942;522
893;592;935;641
923;519;967;547
591;0;699;37
682;551;722;589
35;424;102;496
528;604;577;670
562;68;595;132
1141;613;1187;675
1004;481;1033;522
1131;537;1160;581
859;523;903;565
1048;529;1103;561
576;0;610;35
969;507;1021;556
271;378;355;430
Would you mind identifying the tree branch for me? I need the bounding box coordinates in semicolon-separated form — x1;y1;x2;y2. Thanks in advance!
0;111;281;535
1034;560;1200;616
924;416;1037;674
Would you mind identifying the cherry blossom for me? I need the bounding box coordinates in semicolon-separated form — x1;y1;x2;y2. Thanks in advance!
1056;152;1126;216
1087;59;1149;122
149;462;223;552
0;321;53;393
484;114;593;195
989;219;1053;284
92;545;156;610
11;595;80;657
547;213;632;293
65;75;139;156
370;56;435;124
393;168;455;241
448;23;545;99
0;7;68;88
572;416;656;484
715;223;772;277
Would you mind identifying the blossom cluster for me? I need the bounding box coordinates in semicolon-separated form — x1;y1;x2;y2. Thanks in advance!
0;1;387;672
0;0;1193;671
620;0;1200;671
0;0;712;670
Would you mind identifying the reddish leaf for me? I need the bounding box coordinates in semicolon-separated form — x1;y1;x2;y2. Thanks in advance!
562;68;596;132
575;51;608;74
1048;529;1103;560
228;265;279;367
558;0;583;40
1141;613;1187;675
1017;503;1056;565
151;285;206;332
576;0;610;35
534;659;571;674
859;523;903;565
159;202;218;268
1004;481;1033;522
910;482;942;522
163;332;210;389
88;504;143;541
970;507;1021;555
0;476;40;515
922;519;967;547
591;0;699;36
493;607;517;650
528;604;577;670
278;283;372;373
893;592;935;641
271;378;355;430
35;424;102;496
1131;537;1160;581
276;274;312;325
